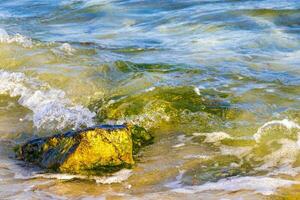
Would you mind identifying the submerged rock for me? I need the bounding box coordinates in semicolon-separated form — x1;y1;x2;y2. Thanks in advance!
93;86;239;133
16;124;153;175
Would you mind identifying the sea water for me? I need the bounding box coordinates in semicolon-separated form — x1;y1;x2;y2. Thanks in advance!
0;0;300;199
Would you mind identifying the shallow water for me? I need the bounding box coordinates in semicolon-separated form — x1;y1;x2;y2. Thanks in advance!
0;0;300;199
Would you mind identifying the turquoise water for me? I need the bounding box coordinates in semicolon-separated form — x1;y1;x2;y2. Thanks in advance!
0;0;300;199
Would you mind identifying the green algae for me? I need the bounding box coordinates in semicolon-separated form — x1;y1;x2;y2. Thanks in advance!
191;135;207;143
95;86;239;133
220;138;256;147
112;48;157;54
131;125;154;154
114;60;174;73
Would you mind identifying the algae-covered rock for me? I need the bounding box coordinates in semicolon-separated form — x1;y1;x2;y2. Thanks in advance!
93;86;239;133
16;124;153;175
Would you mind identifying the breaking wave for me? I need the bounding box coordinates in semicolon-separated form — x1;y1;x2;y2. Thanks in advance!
0;28;33;48
167;118;300;196
0;70;95;130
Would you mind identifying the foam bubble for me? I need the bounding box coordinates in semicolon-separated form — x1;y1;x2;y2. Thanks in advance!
172;176;299;196
0;70;95;130
0;28;32;47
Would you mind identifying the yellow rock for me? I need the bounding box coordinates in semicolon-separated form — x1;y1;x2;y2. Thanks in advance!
16;124;152;175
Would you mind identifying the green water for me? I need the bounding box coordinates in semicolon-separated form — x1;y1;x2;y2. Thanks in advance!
0;0;300;199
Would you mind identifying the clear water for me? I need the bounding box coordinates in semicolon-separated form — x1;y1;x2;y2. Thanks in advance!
0;0;300;199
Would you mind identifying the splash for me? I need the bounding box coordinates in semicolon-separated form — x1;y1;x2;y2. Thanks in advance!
250;119;300;171
59;43;76;55
170;119;300;196
0;70;95;130
195;119;300;172
0;28;32;48
253;119;300;142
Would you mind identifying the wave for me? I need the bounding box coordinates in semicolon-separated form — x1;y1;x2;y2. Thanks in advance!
233;119;300;172
12;159;132;184
27;169;132;184
0;70;95;130
166;118;300;195
253;119;300;142
172;176;298;196
192;119;300;172
0;28;33;48
0;28;77;58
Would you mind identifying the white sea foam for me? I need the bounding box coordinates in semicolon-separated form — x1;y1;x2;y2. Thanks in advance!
220;146;252;158
216;119;300;172
255;138;300;171
0;28;32;47
210;119;300;189
172;176;299;196
172;143;185;148
251;119;300;172
59;43;76;55
193;132;232;144
17;169;132;184
112;104;171;130
95;169;132;184
183;154;210;160
0;70;95;130
193;87;201;96
144;87;156;92
268;166;300;177
253;119;300;142
184;119;300;196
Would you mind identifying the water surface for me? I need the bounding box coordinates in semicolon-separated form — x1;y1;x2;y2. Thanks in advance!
0;0;300;199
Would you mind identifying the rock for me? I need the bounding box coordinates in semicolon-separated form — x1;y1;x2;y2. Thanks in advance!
16;124;153;175
93;86;239;133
